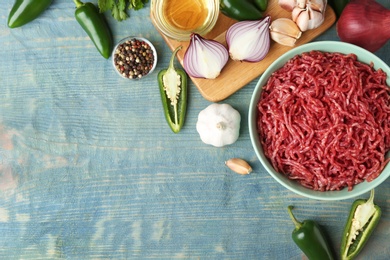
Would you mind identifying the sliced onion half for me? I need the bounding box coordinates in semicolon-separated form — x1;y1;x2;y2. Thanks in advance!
183;33;229;79
226;16;271;62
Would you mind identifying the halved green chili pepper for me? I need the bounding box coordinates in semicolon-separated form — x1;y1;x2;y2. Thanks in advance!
73;0;113;59
340;189;381;260
8;0;53;28
287;206;335;260
158;46;187;133
220;0;267;21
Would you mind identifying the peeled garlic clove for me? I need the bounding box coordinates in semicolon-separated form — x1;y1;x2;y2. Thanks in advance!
225;158;252;175
269;18;302;46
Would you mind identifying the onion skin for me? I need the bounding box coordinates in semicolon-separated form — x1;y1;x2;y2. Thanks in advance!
336;0;390;52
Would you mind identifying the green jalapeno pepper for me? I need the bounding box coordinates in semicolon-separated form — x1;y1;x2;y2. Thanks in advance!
340;190;381;260
328;0;351;18
254;0;268;12
158;46;187;133
220;0;267;21
73;0;113;59
8;0;53;28
287;206;335;260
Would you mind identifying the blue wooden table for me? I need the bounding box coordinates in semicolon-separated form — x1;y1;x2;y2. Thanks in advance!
1;1;389;259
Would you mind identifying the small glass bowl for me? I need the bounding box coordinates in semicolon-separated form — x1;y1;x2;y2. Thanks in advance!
112;36;158;80
151;0;219;42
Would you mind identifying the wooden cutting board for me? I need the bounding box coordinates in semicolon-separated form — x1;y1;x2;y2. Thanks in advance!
151;1;336;102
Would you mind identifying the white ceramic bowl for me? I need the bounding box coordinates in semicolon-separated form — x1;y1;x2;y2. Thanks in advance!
112;36;158;80
249;41;390;200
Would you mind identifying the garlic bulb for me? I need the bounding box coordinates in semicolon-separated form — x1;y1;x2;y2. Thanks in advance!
293;0;327;31
196;103;241;147
279;0;327;32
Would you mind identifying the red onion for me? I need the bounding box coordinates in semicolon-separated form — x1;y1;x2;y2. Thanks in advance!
226;16;271;62
337;0;390;52
183;33;229;79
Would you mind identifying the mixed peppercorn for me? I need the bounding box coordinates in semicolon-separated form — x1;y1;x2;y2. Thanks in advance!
113;38;155;79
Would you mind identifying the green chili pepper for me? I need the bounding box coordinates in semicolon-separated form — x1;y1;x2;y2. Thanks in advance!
328;0;350;18
340;190;381;260
158;46;187;133
73;0;113;59
287;206;335;260
7;0;53;28
253;0;268;12
220;0;266;21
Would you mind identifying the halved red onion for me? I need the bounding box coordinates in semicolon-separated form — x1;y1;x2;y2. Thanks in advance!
226;16;271;62
183;33;229;79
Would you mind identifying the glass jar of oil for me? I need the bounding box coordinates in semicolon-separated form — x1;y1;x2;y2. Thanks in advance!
151;0;219;41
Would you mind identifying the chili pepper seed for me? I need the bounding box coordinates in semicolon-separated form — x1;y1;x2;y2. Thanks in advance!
112;37;157;79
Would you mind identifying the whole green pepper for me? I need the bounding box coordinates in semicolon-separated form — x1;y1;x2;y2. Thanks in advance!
340;190;381;260
287;206;335;260
73;0;113;59
8;0;53;28
158;46;187;133
328;0;351;18
254;0;268;12
220;0;267;21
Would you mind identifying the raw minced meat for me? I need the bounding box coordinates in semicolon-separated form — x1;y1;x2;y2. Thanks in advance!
257;51;390;191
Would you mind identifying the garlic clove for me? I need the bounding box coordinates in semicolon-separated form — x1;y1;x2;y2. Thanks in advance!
270;32;298;46
296;0;306;9
291;6;303;23
225;158;252;175
270;18;302;38
269;18;302;46
310;0;326;13
278;0;296;12
306;7;325;30
292;7;310;32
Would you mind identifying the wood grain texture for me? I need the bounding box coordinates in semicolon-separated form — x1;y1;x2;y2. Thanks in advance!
151;0;336;101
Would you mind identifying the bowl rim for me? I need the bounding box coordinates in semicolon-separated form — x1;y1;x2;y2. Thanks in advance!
112;36;158;80
248;41;390;200
150;0;220;41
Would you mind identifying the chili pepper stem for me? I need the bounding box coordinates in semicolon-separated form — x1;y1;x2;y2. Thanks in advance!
367;189;375;204
167;46;182;72
287;206;303;229
73;0;84;8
